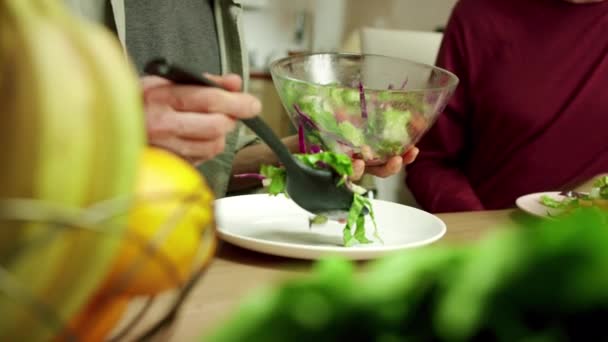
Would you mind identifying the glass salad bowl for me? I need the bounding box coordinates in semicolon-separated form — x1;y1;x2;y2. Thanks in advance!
269;53;459;165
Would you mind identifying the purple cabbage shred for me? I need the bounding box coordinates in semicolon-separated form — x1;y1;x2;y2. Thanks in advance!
293;104;318;129
294;103;352;148
358;81;368;119
297;122;308;153
316;161;329;169
310;145;322;154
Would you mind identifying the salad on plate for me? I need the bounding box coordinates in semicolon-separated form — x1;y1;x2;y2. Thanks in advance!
539;176;608;214
236;149;381;247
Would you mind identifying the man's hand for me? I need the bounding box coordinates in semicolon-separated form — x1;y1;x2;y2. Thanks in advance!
351;147;420;181
280;135;419;181
141;73;261;165
228;133;420;192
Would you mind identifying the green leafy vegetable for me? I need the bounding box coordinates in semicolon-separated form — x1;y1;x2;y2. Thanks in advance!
344;193;373;246
377;92;427;113
282;81;317;109
298;96;339;133
379;109;411;142
260;165;286;195
593;176;608;188
338;122;365;146
353;215;371;245
294;152;353;177
593;176;608;199
342;88;360;106
259;151;377;246
539;195;570;209
283;80;425;163
367;200;382;244
309;215;329;227
309;110;340;133
539;176;608;212
208;208;608;342
375;140;407;156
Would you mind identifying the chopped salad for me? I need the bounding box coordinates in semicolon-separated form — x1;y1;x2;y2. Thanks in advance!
236;151;381;247
280;80;431;165
539;176;608;213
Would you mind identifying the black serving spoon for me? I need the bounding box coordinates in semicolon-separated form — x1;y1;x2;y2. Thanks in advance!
144;58;354;219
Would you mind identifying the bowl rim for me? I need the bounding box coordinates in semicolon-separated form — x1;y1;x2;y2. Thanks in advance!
268;51;460;93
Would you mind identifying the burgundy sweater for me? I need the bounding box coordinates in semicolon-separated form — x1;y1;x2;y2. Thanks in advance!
406;0;608;213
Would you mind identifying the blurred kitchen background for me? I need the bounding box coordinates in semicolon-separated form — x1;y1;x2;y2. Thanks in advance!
242;0;458;137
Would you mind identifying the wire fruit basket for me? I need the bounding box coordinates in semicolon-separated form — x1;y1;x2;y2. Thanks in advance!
0;189;216;341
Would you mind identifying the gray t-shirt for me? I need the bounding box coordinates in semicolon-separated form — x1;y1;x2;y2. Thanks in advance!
125;0;241;197
124;0;221;75
65;0;251;198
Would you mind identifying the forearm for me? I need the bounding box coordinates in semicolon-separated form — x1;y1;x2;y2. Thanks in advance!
228;135;298;191
406;161;484;213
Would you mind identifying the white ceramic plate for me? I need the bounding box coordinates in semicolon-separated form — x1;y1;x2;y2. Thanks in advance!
215;194;446;260
515;191;565;218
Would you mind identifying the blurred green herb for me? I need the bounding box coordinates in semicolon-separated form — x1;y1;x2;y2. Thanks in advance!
207;208;608;342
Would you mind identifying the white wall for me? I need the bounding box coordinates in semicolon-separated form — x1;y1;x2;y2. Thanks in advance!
242;0;458;70
310;0;347;52
389;0;458;31
242;0;314;71
342;0;458;38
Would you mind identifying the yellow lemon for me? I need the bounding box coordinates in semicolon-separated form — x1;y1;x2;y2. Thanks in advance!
102;147;216;295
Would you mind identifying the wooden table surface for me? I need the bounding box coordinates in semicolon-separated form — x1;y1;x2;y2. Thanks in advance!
160;209;524;341
118;174;605;341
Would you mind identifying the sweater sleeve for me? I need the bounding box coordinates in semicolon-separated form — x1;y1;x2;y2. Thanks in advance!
406;2;485;213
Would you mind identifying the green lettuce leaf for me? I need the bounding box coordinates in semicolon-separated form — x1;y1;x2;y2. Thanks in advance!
593;176;608;188
259;151;377;248
380;109;411;142
341;88;360;106
593;176;608;199
260;165;286;195
343;193;374;246
297;95;339;132
338;121;365;146
374;140;406;156
295;152;353;177
539;195;568;209
309;215;329;227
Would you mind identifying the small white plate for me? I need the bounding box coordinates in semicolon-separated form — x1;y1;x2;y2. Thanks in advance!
215;194;446;260
515;191;565;218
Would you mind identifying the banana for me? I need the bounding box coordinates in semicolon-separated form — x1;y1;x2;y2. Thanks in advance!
40;4;146;340
0;1;97;339
0;0;145;340
38;0;145;204
0;2;36;260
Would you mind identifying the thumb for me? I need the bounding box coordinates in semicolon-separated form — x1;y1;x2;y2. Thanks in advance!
350;159;365;181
